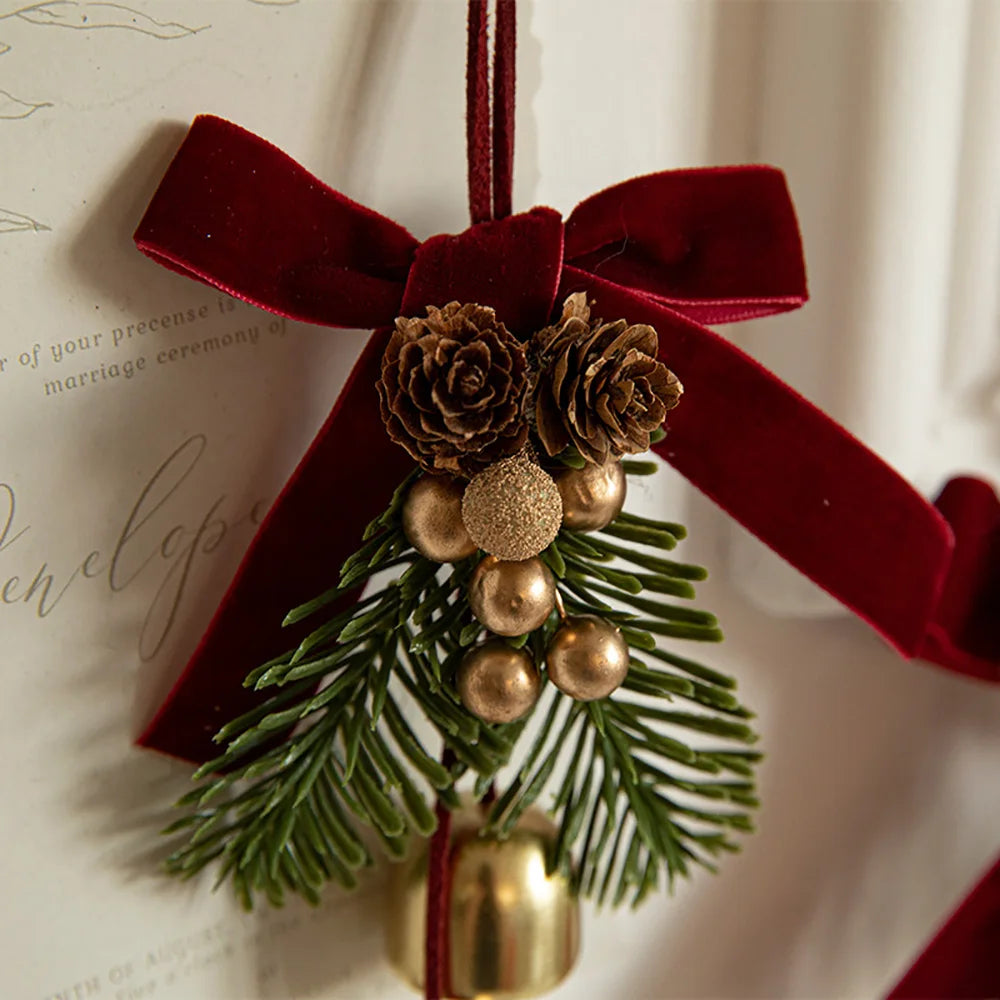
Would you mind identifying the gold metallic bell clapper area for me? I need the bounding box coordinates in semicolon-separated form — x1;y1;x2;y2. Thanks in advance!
385;806;581;999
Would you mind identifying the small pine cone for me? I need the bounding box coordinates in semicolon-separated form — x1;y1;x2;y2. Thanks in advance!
531;293;682;463
378;302;530;477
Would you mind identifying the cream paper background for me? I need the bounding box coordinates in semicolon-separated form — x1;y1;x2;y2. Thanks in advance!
1;2;998;998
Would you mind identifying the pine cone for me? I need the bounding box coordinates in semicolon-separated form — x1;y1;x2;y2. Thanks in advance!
531;293;682;463
378;302;529;477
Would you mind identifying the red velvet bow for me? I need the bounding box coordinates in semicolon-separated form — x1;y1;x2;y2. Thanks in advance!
134;114;1000;764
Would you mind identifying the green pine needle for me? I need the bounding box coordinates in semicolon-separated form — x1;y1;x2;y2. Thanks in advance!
161;456;760;911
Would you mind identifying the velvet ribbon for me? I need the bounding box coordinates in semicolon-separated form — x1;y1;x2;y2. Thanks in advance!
887;854;1000;998
133;111;1000;762
132;4;1000;994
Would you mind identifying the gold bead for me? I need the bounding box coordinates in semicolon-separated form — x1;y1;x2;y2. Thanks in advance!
402;475;478;563
546;615;629;701
461;453;563;561
385;805;580;999
555;459;627;532
457;640;541;723
468;556;555;636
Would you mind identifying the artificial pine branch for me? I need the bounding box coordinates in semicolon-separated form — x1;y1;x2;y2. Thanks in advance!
162;511;516;907
485;459;758;904
162;458;760;912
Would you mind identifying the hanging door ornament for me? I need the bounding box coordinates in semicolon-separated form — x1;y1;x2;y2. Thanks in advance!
132;2;1000;998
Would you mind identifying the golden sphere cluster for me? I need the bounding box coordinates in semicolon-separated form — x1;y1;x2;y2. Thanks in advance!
400;456;626;568
400;455;632;723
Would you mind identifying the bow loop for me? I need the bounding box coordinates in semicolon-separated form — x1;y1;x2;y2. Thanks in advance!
135;115;419;329
565;166;807;324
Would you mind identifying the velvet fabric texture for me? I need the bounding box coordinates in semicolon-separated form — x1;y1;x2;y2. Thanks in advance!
135;115;999;763
888;854;1000;998
918;476;1000;679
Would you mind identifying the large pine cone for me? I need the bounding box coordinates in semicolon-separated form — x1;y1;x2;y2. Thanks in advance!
531;293;682;463
378;302;529;477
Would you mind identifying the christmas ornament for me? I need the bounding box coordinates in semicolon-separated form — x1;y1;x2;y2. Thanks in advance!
555;459;627;532
128;0;1000;997
456;639;540;724
402;475;478;564
386;806;579;999
467;555;555;636
461;452;563;561
545;614;630;701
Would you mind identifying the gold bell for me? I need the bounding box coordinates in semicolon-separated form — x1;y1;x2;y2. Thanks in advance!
385;806;580;999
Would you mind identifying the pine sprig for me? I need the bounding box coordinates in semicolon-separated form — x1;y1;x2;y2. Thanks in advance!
163;456;761;912
485;461;759;906
162;513;516;908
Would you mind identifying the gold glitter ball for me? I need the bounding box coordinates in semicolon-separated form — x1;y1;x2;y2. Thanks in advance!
461;454;563;561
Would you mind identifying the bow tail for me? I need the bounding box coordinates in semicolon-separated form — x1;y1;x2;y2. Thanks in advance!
131;114;422;762
920;477;1000;681
562;267;998;677
138;331;413;763
887;853;1000;998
